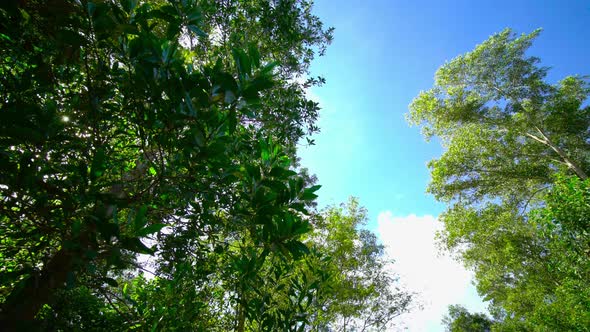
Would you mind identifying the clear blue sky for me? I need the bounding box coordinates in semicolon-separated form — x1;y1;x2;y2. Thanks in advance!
298;0;590;330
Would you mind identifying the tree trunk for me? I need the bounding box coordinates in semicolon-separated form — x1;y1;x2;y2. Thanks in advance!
0;248;75;331
236;299;246;332
528;126;588;180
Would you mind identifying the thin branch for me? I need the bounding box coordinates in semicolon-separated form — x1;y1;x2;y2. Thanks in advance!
520;185;549;216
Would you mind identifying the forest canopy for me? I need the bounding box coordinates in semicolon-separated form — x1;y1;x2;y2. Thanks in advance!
0;0;412;331
1;0;589;331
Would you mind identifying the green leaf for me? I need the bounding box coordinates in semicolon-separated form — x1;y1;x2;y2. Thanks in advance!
232;48;251;79
261;147;270;162
248;43;261;68
87;2;96;16
0;33;11;42
134;205;148;230
121;237;154;255
260;61;278;75
300;188;318;201
104;277;119;287
137;223;167;237
307;185;321;193
90;148;106;180
187;24;207;38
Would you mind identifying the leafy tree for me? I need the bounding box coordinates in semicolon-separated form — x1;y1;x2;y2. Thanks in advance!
442;305;493;332
408;28;589;207
408;29;590;330
484;175;590;331
0;0;331;329
35;286;127;331
1;0;413;331
305;198;414;332
33;199;413;332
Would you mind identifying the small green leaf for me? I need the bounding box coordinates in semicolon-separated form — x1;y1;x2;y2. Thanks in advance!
134;205;148;230
87;2;96;16
232;48;251;79
187;24;207;38
137;223;167;237
261;147;270;162
91;148;106;179
248;43;261;68
300;189;318;201
307;185;322;193
104;277;119;287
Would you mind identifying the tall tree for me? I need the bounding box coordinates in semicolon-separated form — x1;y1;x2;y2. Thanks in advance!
408;28;589;207
0;0;331;329
408;29;590;330
34;199;414;331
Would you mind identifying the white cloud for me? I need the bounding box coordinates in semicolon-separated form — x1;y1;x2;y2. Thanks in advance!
376;212;487;331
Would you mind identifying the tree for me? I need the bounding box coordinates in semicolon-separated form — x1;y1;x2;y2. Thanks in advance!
408;28;589;207
0;0;331;329
442;305;493;332
484;175;590;331
408;29;590;330
305;198;414;332
33;199;414;331
1;1;414;331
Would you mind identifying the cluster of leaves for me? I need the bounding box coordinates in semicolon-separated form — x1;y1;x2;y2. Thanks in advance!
442;305;493;332
0;0;411;331
38;198;413;332
410;29;590;330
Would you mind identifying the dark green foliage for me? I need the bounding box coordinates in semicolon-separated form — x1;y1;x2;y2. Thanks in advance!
442;305;493;332
0;0;411;331
0;0;325;327
36;286;126;332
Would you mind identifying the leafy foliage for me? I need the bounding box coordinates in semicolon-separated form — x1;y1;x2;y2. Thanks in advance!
409;28;590;330
306;198;414;331
442;305;493;332
0;0;412;331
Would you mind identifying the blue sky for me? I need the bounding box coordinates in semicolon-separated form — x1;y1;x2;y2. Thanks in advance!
298;0;590;330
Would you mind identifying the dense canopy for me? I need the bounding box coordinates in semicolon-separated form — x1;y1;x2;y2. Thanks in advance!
1;1;589;331
0;0;412;331
409;29;590;331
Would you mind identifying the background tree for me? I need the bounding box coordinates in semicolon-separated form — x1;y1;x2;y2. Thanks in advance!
305;198;414;332
442;305;493;332
33;199;414;331
408;29;590;330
